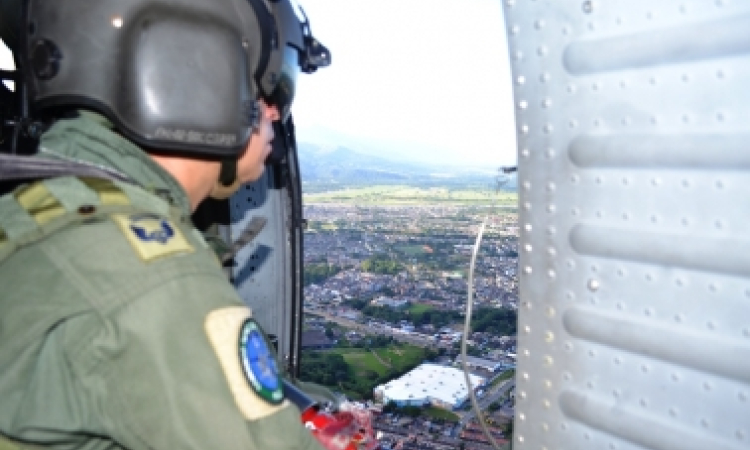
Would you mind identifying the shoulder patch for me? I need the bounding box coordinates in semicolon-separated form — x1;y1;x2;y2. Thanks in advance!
112;213;194;262
205;307;289;421
239;318;284;404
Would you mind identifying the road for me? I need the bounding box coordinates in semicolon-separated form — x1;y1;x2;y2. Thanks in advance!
306;309;441;348
459;378;515;427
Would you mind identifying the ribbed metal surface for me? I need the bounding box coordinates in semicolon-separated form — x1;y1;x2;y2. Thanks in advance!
506;1;750;449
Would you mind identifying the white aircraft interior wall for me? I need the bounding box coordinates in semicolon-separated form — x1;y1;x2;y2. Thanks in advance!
506;1;750;449
229;173;294;368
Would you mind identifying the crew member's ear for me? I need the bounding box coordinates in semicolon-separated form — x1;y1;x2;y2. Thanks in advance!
210;159;241;200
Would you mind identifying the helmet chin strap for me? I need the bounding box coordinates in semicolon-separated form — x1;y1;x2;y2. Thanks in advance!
209;158;242;200
210;101;261;200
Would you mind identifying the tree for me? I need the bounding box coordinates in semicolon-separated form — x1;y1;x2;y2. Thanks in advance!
471;307;517;335
424;348;439;361
343;298;370;310
502;420;514;438
303;263;341;286
467;345;482;357
362;256;402;274
299;352;352;386
401;405;421;417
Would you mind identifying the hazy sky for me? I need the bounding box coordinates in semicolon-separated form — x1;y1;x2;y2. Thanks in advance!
0;0;517;167
294;0;517;167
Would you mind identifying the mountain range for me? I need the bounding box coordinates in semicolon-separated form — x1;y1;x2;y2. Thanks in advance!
296;142;517;190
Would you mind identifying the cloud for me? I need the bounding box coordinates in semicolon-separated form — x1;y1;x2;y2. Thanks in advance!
294;0;517;166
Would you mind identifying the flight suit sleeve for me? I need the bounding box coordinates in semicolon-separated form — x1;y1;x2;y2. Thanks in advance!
68;269;325;450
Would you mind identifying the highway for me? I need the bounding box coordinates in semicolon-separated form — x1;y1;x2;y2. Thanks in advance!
305;309;442;348
459;378;515;426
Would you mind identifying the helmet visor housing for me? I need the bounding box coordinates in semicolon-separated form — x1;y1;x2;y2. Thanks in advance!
261;0;330;122
269;46;299;122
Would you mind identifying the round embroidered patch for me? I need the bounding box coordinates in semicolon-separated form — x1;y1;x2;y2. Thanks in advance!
239;318;284;404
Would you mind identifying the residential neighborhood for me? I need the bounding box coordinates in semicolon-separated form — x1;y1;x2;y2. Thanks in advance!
303;204;519;315
299;203;519;449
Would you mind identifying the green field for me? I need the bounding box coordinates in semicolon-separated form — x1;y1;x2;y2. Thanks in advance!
423;406;460;423
373;345;425;371
339;349;390;376
329;344;426;378
301;342;431;401
303;185;518;206
395;245;429;255
408;303;434;315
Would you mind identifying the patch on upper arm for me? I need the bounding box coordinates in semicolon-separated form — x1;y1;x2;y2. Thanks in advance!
204;307;289;421
112;213;194;262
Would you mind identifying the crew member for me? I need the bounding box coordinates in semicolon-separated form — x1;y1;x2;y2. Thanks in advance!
0;0;332;449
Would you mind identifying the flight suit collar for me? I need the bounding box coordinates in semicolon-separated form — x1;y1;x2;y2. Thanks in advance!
37;110;193;217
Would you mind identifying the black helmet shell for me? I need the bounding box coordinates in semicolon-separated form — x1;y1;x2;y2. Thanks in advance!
23;0;275;158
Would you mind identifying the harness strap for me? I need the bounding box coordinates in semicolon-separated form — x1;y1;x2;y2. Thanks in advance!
0;154;133;183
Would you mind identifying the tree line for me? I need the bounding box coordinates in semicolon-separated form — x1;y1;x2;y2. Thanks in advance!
344;299;517;335
303;263;341;286
361;256;402;274
298;352;352;386
471;307;517;335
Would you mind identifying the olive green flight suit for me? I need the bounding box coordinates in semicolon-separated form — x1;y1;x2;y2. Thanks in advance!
0;112;324;450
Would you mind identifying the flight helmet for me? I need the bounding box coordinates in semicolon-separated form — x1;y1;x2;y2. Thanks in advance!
20;0;329;159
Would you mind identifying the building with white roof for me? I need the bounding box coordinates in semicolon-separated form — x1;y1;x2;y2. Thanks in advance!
373;363;486;410
455;355;505;372
370;296;408;309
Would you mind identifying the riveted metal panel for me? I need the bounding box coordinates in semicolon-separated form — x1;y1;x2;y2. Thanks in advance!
505;1;750;449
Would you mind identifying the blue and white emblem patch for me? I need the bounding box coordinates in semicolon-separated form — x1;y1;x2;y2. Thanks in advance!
130;214;175;243
239;318;284;404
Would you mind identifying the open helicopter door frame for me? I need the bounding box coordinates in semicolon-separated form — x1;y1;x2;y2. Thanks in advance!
506;1;750;450
225;118;305;378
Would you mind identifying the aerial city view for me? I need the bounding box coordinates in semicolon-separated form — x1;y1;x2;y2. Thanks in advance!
297;145;519;450
0;1;520;449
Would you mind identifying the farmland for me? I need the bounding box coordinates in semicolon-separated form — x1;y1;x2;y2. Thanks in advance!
303;185;517;207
